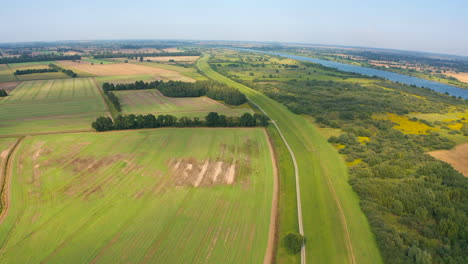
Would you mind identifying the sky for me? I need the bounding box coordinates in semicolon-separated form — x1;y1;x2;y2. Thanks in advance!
2;0;468;56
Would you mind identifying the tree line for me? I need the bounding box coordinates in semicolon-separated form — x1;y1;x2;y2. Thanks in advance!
102;80;247;105
92;112;269;131
0;89;8;97
93;51;201;59
0;53;81;64
14;68;58;75
49;63;77;78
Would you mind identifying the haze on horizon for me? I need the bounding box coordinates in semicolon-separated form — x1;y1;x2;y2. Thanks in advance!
2;0;468;56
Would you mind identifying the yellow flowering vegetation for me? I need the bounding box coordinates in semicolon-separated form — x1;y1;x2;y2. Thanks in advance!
376;113;434;134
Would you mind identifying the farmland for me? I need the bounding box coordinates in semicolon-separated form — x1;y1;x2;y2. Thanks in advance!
0;78;108;135
0;128;275;263
115;89;254;117
57;61;195;81
0;64;16;82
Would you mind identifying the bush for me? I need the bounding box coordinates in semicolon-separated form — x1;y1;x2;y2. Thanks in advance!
284;232;304;254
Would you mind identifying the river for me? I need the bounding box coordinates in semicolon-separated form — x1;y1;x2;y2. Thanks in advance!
232;48;468;99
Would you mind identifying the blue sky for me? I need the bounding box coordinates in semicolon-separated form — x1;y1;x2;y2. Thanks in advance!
2;0;468;56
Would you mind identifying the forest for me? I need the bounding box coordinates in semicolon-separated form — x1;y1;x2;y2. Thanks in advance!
0;53;81;63
102;80;247;105
217;57;468;264
91;112;268;131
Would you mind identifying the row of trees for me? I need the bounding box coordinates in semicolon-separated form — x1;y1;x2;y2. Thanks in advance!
14;68;58;75
102;80;247;105
0;89;8;97
92;112;269;131
93;51;201;59
0;53;81;64
49;63;77;78
106;91;121;111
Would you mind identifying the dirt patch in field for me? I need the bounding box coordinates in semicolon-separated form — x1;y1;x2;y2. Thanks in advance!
0;81;21;93
57;61;193;81
168;158;237;187
429;143;468;177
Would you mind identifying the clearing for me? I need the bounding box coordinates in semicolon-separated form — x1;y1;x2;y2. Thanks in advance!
429;143;468;177
0;128;275;263
0;78;108;136
115;89;254;117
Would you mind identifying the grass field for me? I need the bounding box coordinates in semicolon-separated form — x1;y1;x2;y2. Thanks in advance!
0;128;275;263
0;78;108;135
2;62;70;81
197;54;383;264
0;64;16;82
115;89;254;117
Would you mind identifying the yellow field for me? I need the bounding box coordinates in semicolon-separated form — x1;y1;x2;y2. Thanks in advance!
375;113;434;134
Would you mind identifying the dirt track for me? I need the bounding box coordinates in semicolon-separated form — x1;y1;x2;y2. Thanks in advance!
0;137;24;224
263;129;279;264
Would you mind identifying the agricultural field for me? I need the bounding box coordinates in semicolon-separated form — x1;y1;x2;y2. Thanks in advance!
115;89;254;117
0;78;108;135
4;62;69;81
0;128;276;263
57;61;194;81
0;81;21;93
106;59;207;81
0;64;16;82
429;143;468;177
143;56;200;62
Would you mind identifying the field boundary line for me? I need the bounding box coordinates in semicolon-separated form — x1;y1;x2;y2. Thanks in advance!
92;77;114;121
6;64;19;81
196;55;305;264
263;129;279;264
0;136;24;224
251;100;306;264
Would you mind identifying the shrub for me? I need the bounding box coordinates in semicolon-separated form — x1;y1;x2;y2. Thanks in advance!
284;232;305;254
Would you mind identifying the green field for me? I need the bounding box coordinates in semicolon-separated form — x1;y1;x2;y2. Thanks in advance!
197;54;383;264
82;58;116;64
2;62;70;81
115;89;254;117
95;74;164;85
0;128;275;263
0;78;108;135
0;64;16;82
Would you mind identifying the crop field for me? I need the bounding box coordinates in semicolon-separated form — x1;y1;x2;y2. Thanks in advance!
144;56;200;62
0;78;108;135
115;89;253;117
0;128;275;263
429;143;468;177
108;60;207;81
57;61;194;81
95;74;161;85
5;62;69;81
0;64;16;82
0;81;21;93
